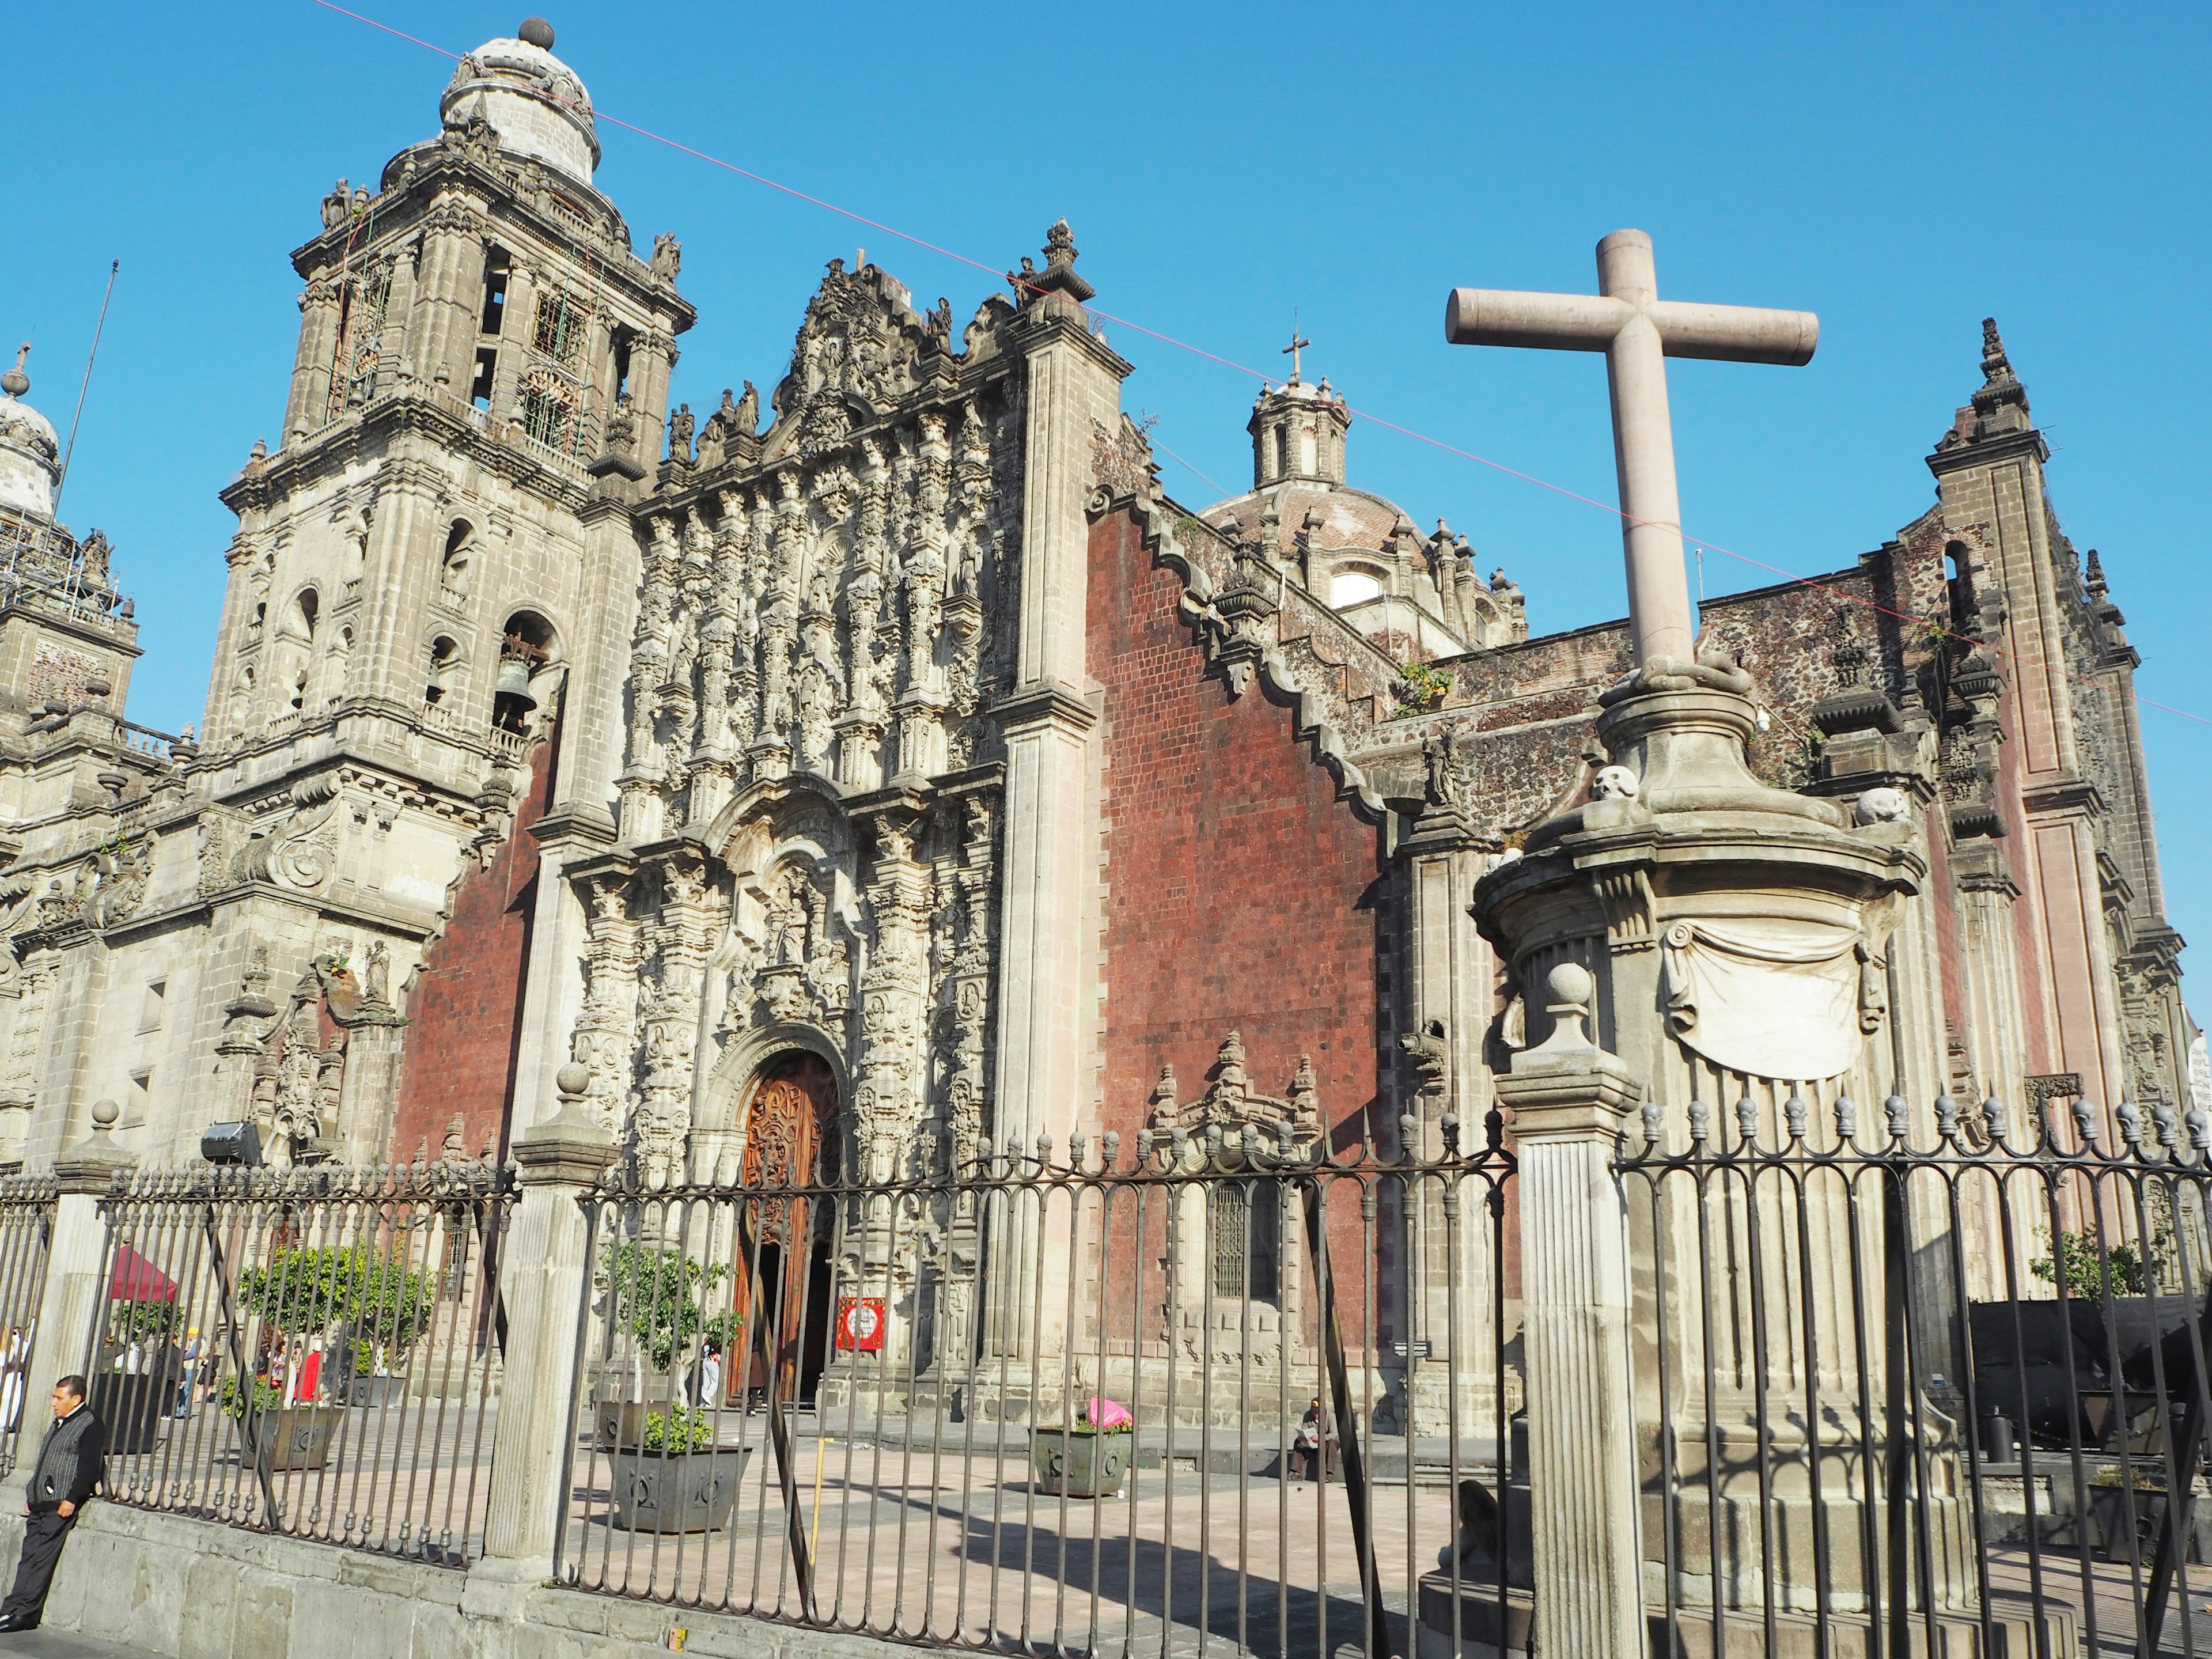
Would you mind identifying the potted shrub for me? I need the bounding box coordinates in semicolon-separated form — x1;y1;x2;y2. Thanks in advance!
608;1406;750;1533
233;1245;436;1462
1032;1396;1135;1498
594;1243;728;1450
219;1374;340;1473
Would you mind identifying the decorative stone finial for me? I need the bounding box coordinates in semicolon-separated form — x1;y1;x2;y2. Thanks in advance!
518;16;555;48
1;344;26;400
1545;962;1594;1034
55;1095;135;1190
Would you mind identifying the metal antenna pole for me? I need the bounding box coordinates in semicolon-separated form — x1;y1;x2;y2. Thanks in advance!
53;260;119;518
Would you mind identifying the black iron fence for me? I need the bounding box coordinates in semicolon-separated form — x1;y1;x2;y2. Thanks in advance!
0;1175;53;1476
558;1124;1518;1659
1618;1086;2212;1658
91;1157;513;1566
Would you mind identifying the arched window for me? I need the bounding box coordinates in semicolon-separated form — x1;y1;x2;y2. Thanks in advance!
426;635;460;706
440;520;475;600
1330;569;1384;608
494;610;558;735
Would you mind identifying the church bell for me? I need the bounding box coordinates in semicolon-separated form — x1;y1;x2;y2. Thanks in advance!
494;655;537;710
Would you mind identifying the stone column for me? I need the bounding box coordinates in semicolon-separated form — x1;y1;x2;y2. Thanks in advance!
285;276;341;443
21;1101;134;1447
1396;787;1502;1435
407;202;487;398
983;295;1127;1361
474;1060;613;1588
1494;965;1645;1659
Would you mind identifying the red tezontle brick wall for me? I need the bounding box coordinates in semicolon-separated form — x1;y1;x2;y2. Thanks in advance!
388;715;559;1162
1087;507;1386;1339
1087;507;1383;1141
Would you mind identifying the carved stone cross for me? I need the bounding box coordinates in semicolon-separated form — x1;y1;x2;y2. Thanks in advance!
1282;327;1311;384
1445;230;1817;667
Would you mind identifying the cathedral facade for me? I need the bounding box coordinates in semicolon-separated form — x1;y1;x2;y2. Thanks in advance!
0;22;2188;1387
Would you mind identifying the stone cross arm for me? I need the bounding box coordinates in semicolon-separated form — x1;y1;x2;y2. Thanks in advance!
1444;288;1817;366
1442;229;1817;667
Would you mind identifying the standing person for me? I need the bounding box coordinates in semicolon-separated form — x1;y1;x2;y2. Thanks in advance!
695;1340;723;1411
0;1376;105;1631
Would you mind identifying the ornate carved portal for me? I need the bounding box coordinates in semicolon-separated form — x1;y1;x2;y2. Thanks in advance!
733;1054;838;1405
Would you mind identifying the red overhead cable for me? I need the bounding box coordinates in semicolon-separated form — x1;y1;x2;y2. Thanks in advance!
308;0;2209;733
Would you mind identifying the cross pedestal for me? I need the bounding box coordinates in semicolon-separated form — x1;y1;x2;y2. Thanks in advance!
1445;229;1816;668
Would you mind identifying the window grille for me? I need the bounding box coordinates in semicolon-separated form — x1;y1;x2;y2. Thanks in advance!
1210;1176;1281;1302
531;290;586;368
325;263;393;423
519;368;582;453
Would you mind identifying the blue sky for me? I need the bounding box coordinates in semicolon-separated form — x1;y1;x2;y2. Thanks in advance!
5;3;2207;961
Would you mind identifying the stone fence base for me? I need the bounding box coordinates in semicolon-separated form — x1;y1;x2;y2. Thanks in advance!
1;1503;922;1659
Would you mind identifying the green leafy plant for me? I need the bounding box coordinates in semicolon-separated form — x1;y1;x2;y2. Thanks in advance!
107;1299;181;1342
237;1245;437;1371
218;1374;287;1420
2030;1227;2169;1300
639;1406;716;1455
700;1310;747;1351
600;1243;730;1373
1394;661;1453;715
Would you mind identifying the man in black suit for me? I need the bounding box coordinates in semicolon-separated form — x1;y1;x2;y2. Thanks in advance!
0;1376;104;1631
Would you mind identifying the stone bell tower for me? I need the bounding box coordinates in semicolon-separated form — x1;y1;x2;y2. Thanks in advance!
207;16;691;787
181;16;693;1163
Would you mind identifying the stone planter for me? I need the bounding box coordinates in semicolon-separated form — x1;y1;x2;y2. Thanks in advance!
1031;1427;1131;1498
608;1445;751;1533
341;1375;406;1409
238;1406;340;1472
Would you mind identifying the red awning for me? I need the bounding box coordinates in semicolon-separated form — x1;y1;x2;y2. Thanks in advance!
107;1244;177;1304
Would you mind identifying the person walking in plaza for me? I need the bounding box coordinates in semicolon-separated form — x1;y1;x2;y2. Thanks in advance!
0;1376;104;1631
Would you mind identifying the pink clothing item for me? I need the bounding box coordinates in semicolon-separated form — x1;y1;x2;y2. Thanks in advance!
1082;1396;1132;1430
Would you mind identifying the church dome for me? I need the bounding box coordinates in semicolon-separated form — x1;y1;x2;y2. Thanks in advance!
440;18;600;184
0;349;60;522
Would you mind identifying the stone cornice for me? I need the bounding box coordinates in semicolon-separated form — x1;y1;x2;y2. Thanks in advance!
2021;775;2105;819
1003;301;1135;379
1926;426;2050;477
225;389;599;518
991;679;1097;736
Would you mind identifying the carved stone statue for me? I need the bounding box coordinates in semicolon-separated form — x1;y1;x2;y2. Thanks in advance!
667;403;694;464
651;233;682;281
734;380;758;436
1421;728;1461;810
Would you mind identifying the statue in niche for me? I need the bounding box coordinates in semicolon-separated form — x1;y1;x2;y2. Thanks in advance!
1421;728;1461;810
77;531;110;589
363;940;393;1009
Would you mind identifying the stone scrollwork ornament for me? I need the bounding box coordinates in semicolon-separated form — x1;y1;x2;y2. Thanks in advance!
1659;916;1870;1082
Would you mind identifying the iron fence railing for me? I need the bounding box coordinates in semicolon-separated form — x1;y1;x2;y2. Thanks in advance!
92;1157;514;1567
1618;1087;2212;1658
558;1126;1517;1659
0;1175;54;1476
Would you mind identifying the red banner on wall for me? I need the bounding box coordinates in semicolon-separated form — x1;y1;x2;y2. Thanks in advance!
836;1297;885;1351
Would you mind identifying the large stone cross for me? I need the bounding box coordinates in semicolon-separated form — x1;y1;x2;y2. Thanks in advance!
1445;230;1817;666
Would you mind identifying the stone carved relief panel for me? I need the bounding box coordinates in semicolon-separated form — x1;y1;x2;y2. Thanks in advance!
619;260;1022;844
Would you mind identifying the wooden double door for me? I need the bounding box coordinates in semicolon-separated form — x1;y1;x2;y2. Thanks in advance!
730;1055;837;1406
